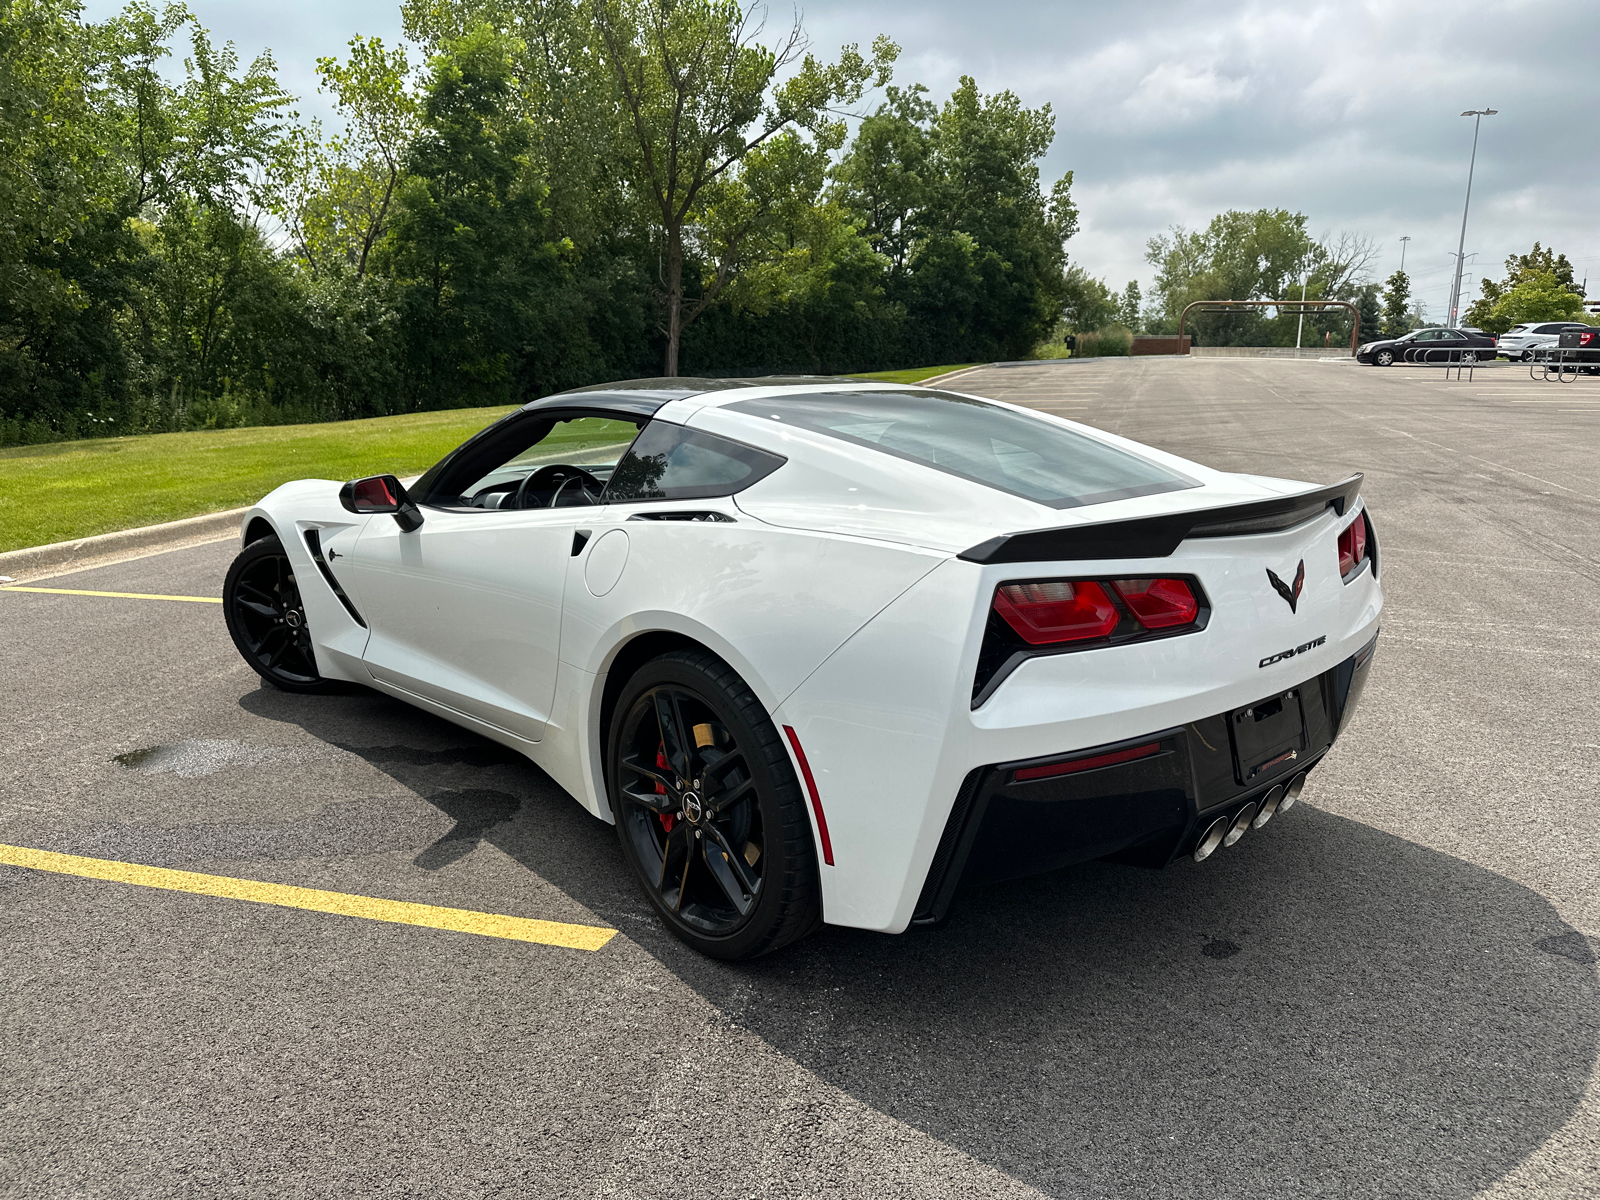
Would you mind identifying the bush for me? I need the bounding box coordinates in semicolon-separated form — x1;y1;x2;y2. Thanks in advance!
1072;326;1133;357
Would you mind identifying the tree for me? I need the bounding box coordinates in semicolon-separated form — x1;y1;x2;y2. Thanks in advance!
1380;270;1412;337
276;36;420;278
1354;283;1381;346
585;0;895;374
1464;242;1586;333
1480;270;1586;332
383;25;556;406
1058;265;1116;332
1145;209;1313;341
1116;281;1142;331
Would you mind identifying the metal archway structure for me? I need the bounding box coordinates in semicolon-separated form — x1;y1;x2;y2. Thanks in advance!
1179;299;1360;356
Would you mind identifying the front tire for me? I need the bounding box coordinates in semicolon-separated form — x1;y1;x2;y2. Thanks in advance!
223;534;328;693
1373;349;1394;367
608;648;822;960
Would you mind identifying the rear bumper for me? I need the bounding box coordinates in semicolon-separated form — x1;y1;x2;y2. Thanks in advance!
912;630;1379;924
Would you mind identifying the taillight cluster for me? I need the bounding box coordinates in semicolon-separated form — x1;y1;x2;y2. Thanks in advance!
1338;511;1374;579
992;576;1203;647
1580;331;1596;347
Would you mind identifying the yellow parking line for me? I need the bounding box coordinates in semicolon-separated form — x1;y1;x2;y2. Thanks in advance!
0;843;618;952
0;586;222;603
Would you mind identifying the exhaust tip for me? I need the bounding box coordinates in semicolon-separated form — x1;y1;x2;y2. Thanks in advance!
1279;771;1308;813
1253;784;1286;829
1223;802;1258;847
1193;815;1229;862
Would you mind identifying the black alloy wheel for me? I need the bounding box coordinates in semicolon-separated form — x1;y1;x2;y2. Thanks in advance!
223;534;328;692
609;648;821;960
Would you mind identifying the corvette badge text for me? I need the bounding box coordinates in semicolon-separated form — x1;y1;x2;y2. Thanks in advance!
1260;635;1326;669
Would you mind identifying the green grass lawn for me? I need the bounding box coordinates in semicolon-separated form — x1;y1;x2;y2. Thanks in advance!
0;364;989;554
0;406;517;554
847;363;982;384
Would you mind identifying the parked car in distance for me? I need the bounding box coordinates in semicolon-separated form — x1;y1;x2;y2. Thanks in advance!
1356;327;1498;366
1550;326;1600;374
1495;321;1592;361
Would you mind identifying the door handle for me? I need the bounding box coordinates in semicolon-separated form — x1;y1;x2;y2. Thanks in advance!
571;529;592;557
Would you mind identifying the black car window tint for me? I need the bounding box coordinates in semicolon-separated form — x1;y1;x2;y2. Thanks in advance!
604;421;786;502
726;390;1197;510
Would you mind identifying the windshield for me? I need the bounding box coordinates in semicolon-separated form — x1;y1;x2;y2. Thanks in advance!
726;390;1197;509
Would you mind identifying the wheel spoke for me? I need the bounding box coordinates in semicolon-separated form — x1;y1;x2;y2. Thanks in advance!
706;773;755;815
237;581;277;609
265;630;294;669
235;597;277;619
657;823;688;891
700;824;757;916
653;689;693;780
621;752;678;801
621;781;676;814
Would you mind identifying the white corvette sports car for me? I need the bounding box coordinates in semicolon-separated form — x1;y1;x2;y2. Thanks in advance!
225;378;1382;959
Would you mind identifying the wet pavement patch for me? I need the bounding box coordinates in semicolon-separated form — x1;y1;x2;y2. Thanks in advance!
1201;938;1241;959
1537;931;1597;964
113;739;338;778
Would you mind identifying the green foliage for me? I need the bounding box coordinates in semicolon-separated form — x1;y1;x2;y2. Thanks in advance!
1071;327;1133;358
1058;266;1118;333
1144;211;1378;347
1381;270;1412;337
1116;281;1143;332
0;0;1083;453
1463;244;1586;334
1481;270;1586;332
833;75;1076;361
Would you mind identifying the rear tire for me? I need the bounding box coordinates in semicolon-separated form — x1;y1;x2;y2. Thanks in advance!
607;648;822;960
223;534;329;693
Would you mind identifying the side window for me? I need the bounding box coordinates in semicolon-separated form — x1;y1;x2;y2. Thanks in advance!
604;421;785;503
415;413;644;510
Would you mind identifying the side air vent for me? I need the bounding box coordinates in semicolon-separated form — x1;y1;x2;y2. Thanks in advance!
626;511;736;523
303;529;366;627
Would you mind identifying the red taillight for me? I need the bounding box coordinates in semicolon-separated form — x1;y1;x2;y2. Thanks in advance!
1338;513;1369;577
1581;332;1596;346
992;576;1202;645
1109;577;1198;628
993;580;1119;645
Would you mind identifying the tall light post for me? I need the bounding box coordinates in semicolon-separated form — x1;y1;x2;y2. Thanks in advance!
1447;108;1496;324
1399;235;1411;274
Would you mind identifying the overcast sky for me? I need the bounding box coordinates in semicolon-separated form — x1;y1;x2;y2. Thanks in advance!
87;0;1600;320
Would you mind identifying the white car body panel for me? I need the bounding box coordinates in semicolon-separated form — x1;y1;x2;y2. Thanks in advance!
238;380;1384;936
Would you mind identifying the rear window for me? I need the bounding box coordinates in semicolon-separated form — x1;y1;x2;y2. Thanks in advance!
726;390;1197;509
604;420;785;502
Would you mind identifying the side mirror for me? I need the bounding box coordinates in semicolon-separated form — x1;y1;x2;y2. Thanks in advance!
339;474;424;532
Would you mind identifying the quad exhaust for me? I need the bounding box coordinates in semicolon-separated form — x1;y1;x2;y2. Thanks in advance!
1192;771;1308;862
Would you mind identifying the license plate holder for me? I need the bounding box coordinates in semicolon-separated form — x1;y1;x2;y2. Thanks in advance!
1229;687;1308;785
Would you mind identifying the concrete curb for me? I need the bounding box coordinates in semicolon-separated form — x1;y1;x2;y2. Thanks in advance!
0;507;246;584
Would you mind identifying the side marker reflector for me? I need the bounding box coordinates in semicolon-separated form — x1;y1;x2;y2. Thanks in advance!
1012;742;1162;783
783;726;834;866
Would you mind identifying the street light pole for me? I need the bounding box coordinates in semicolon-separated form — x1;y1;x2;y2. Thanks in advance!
1448;108;1496;325
1399;235;1410;274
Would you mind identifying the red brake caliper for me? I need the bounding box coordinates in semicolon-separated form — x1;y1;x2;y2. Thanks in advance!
656;744;675;833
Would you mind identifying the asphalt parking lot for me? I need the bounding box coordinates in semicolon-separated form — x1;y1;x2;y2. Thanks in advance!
3;356;1598;1199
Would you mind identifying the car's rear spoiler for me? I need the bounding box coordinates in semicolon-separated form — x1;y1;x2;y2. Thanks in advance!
958;474;1362;564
